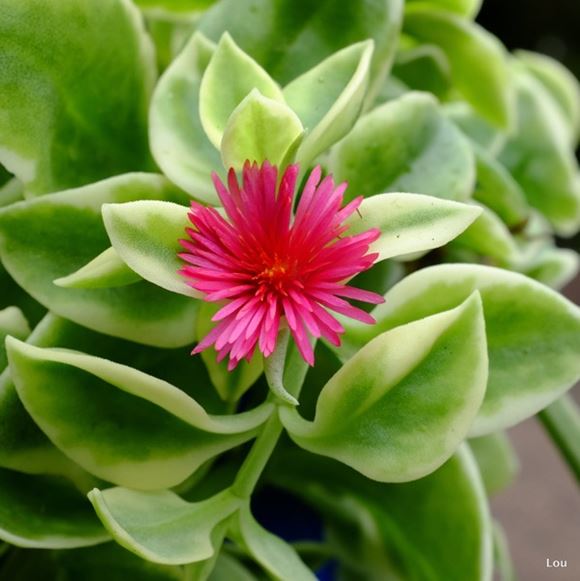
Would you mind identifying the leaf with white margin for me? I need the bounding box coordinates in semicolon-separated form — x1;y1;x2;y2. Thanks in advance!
6;338;273;489
499;70;580;235
198;0;403;104
281;293;488;482
344;264;580;435
406;0;482;18
347;193;481;262
150;32;222;204
268;445;492;581
233;506;315;581
404;5;513;128
0;173;198;348
471;145;529;228
103;200;196;298
516;50;580;144
0;0;155;196
450;203;520;263
521;246;579;291
197;302;263;403
54;247;141;289
221;90;303;171
88;487;241;565
199;33;284;149
0;306;30;372
283;41;373;166
0;466;108;549
469;432;518;495
328;92;475;202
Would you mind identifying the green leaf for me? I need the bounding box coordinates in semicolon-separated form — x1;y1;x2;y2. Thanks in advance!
269;446;492;581
328;92;475;202
406;0;482;18
283;41;373;166
345;264;580;435
88;487;241;565
445;102;507;155
0;467;107;549
0;173;198;348
197;302;263;403
0;178;24;208
393;44;451;99
0;306;29;372
102;200;196;298
347;193;481;261
492;522;515;581
521;246;579;290
53;543;184;581
471;145;529;228
149;32;222;204
499;69;580;235
404;5;513;128
469;432;519;495
281;293;488;482
450;203;520;263
198;0;403;102
135;0;216;12
234;506;315;580
516;50;580;144
6;337;273;489
0;0;155;196
199;33;284;149
221;90;303;170
54;247;141;290
208;554;257;581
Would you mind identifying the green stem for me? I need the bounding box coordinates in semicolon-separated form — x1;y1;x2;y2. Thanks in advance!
231;329;297;498
538;394;580;482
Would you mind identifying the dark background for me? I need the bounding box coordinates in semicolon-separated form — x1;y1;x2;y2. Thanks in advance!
476;2;579;578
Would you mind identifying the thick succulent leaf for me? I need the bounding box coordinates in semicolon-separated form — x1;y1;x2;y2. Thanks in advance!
499;70;580;235
469;432;519;495
199;33;284;149
197;302;263;403
0;0;155;196
492;522;515;581
0;173;198;347
54;247;141;290
234;507;315;580
0;314;225;480
345;264;580;435
450;203;520;263
347;193;481;261
471;145;529;228
269;446;492;581
283;41;373;166
328;92;474;202
404;5;512;128
392;44;451;99
102;200;196;298
221;90;303;171
88;487;241;565
6;338;272;489
0;306;29;372
0;467;108;549
521;246;579;290
281;294;488;482
198;0;403;102
516;50;580;144
406;0;482;18
0;178;23;208
445;102;507;155
150;32;222;204
53;543;183;581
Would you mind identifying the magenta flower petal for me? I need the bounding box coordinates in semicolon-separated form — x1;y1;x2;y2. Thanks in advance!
179;161;384;369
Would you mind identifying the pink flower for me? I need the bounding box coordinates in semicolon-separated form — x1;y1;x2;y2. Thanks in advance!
178;161;384;370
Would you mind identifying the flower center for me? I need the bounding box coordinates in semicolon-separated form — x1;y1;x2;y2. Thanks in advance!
254;254;294;297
